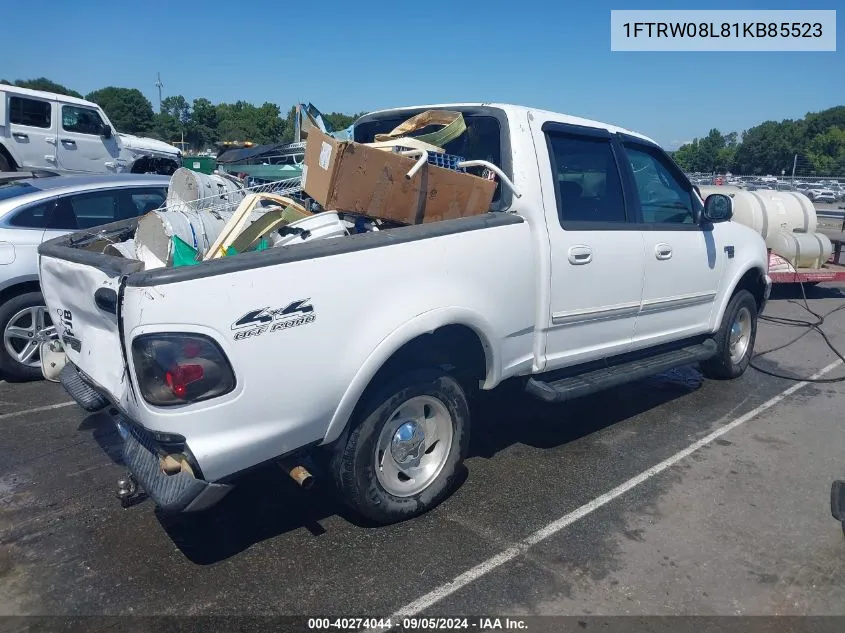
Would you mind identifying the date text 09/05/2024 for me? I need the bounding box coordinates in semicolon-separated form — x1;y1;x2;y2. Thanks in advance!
306;617;529;630
622;22;823;38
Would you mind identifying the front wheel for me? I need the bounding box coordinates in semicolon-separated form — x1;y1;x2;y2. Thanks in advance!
700;289;758;380
332;368;470;524
0;292;55;381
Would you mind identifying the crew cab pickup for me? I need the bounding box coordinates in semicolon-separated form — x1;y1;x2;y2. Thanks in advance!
1;86;181;176
37;103;772;524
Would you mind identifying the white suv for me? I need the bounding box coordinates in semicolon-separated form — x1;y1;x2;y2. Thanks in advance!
0;86;181;176
807;188;837;204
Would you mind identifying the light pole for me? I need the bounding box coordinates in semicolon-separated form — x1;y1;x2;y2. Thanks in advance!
155;73;164;112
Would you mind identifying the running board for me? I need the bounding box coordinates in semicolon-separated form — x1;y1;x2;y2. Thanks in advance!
526;339;718;404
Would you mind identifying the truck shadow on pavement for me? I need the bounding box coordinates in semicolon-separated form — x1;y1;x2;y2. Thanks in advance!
117;368;705;566
768;283;843;302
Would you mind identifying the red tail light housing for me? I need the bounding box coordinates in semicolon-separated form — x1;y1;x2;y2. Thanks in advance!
131;333;236;407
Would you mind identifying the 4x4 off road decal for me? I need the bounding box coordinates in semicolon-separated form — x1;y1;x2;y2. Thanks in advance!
231;299;316;341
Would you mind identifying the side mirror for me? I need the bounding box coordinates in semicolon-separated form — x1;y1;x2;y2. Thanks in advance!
702;193;733;223
101;124;112;139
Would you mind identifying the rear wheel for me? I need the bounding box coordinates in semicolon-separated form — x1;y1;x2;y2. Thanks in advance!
0;292;55;381
700;289;757;380
0;152;12;172
332;368;470;524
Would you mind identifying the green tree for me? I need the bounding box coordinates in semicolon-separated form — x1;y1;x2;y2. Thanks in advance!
254;102;285;144
324;112;358;132
184;98;218;149
672;140;700;171
733;120;804;175
803;107;845;140
161;95;191;125
805;126;845;176
86;87;154;135
10;77;83;98
673;129;732;173
151;113;182;145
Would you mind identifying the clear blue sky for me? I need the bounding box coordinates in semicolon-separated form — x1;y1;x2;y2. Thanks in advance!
3;0;842;148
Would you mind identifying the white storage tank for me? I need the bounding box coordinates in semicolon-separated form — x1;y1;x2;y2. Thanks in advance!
698;186;817;239
698;186;831;269
766;231;833;270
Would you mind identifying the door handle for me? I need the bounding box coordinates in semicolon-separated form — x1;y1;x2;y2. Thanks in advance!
568;245;593;265
12;132;28;140
655;243;673;260
61;139;77;146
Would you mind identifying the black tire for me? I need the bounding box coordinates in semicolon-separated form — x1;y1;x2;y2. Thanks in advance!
0;151;12;173
0;292;50;381
331;367;471;524
700;289;758;380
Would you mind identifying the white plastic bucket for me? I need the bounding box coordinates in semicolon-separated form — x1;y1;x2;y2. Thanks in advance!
273;212;349;247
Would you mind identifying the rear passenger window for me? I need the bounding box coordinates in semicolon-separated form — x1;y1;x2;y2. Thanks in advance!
44;191;122;230
9;97;51;129
8;201;51;228
67;191;122;229
547;133;626;225
129;188;167;215
624;145;695;224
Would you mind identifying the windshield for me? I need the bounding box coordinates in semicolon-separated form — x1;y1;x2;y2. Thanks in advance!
0;182;42;202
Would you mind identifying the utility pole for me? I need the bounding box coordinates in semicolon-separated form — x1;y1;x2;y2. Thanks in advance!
791;154;798;180
155;72;164;112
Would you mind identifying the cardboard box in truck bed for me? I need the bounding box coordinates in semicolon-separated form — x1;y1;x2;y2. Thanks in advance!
301;128;496;225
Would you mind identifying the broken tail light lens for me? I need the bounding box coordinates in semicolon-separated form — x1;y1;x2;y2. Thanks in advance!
131;333;236;407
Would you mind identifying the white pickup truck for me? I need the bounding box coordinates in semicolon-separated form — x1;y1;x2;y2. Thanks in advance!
0;86;181;176
38;103;771;524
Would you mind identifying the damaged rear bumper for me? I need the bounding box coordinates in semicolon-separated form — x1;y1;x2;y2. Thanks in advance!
61;362;232;513
115;415;232;513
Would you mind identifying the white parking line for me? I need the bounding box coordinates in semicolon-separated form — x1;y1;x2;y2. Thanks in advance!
382;359;844;622
0;401;75;421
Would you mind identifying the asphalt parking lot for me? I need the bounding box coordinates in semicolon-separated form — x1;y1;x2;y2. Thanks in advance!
1;283;845;626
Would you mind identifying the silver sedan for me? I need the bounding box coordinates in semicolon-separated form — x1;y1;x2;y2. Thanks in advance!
0;173;168;380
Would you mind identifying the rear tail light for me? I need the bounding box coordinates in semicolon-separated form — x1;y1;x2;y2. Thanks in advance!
131;333;235;407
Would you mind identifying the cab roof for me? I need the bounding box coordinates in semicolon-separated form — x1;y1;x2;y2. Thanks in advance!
357;102;659;147
1;84;98;108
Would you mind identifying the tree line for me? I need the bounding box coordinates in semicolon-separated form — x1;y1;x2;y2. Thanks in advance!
0;77;362;151
3;78;843;175
671;106;845;177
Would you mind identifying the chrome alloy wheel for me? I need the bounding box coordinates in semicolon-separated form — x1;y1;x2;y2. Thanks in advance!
3;306;55;368
729;306;752;364
374;395;454;497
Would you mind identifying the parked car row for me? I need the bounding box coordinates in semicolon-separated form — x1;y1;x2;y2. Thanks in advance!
0;173;169;380
686;173;845;202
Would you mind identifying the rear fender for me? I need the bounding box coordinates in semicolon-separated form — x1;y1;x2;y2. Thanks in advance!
321;307;498;445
